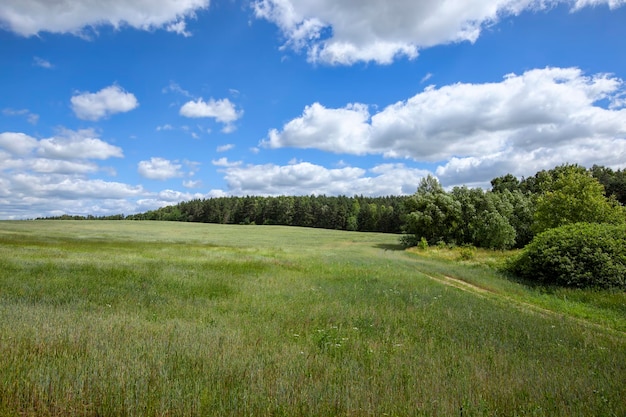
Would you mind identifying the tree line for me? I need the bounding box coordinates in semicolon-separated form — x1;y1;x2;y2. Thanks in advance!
40;164;626;251
125;195;408;233
403;164;626;249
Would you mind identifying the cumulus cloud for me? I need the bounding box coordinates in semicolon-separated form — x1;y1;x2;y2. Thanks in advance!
211;157;242;167
0;127;140;218
0;169;147;219
572;0;626;10
217;161;429;196
27;159;100;175
137;157;185;180
265;67;626;186
435;137;626;188
253;0;626;65
0;129;207;219
10;173;143;199
71;85;139;121
180;98;243;132
0;128;123;161
263;102;371;154
37;128;124;160
0;0;209;37
0;132;39;155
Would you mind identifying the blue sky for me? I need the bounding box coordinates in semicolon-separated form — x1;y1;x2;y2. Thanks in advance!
1;0;625;219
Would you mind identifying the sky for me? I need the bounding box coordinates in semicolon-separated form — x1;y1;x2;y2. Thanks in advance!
1;0;626;219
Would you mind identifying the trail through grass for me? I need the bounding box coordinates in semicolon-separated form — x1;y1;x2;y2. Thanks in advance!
0;221;625;416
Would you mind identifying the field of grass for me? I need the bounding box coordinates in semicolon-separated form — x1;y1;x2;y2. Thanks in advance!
1;220;625;416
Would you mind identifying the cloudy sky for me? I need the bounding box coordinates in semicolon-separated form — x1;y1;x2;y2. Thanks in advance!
1;0;625;219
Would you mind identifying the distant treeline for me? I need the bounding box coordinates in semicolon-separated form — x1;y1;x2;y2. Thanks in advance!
126;195;409;233
37;214;126;221
39;165;626;246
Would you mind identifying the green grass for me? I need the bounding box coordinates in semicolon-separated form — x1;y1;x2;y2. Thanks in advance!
407;245;626;334
0;220;625;416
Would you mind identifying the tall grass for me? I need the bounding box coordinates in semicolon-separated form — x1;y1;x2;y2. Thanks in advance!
406;245;626;333
0;221;625;416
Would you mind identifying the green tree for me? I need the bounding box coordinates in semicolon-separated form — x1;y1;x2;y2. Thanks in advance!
500;190;535;247
403;176;461;246
346;199;360;231
591;164;626;205
450;187;517;249
533;165;625;234
491;173;521;193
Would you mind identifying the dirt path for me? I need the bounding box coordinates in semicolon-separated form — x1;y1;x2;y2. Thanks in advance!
422;273;625;337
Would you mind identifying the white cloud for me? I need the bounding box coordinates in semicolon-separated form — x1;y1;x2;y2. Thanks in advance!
135;189;208;211
0;0;209;37
253;0;626;65
572;0;626;10
0;167;149;219
180;98;243;133
138;157;184;180
0;160;214;219
0;128;133;218
265;67;626;186
211;157;242;167
435;137;626;188
0;129;208;219
10;173;144;199
220;124;237;134
71;85;139;121
262;102;371;153
156;124;174;131
162;81;193;97
217;144;235;152
421;73;433;84
1;129;123;161
262;68;626;162
218;161;429;196
0;132;39;155
166;20;191;37
2;108;39;124
8;158;100;175
183;179;203;188
33;56;53;69
37;128;124;160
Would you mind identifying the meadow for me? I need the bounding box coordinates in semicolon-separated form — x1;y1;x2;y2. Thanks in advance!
0;220;624;416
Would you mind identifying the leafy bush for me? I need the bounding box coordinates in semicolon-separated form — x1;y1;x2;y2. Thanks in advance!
508;223;626;289
457;245;476;261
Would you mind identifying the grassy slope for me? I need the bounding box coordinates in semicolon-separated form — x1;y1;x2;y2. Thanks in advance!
0;221;625;416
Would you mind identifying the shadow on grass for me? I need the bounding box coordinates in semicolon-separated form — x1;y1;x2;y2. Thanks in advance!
498;268;569;295
374;243;406;251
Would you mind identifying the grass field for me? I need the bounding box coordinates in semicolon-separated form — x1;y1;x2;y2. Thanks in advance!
1;220;625;416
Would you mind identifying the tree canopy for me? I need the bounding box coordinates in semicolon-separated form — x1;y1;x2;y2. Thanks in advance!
532;165;625;234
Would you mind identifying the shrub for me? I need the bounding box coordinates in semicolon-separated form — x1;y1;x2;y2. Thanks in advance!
507;223;626;289
457;245;476;261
